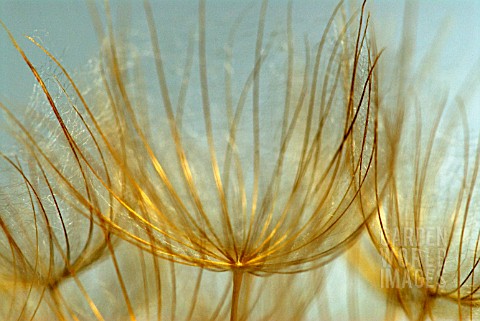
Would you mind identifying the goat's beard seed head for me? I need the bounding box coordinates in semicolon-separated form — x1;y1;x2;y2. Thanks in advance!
354;3;480;319
80;0;379;273
362;122;480;320
367;105;480;319
0;0;379;277
0;13;379;321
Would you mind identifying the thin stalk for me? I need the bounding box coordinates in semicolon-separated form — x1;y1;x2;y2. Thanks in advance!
230;270;244;321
